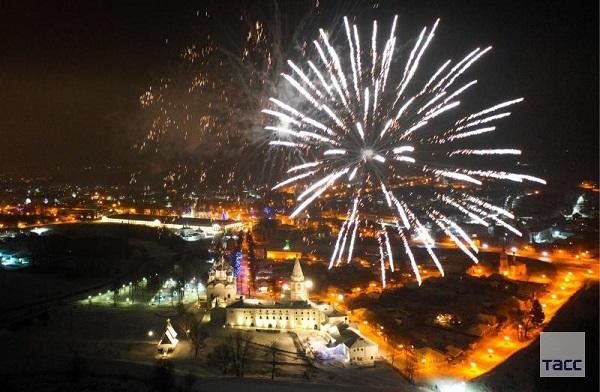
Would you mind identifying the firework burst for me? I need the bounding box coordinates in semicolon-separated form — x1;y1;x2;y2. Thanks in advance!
264;16;545;287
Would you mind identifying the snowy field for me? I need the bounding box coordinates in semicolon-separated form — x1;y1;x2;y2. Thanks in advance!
0;302;416;391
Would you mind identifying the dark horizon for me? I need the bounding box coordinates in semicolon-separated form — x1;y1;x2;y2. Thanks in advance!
0;0;597;187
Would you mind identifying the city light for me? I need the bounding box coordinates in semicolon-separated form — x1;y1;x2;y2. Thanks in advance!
0;4;595;391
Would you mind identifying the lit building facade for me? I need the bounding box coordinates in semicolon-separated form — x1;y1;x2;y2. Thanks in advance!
226;299;324;330
101;213;242;235
347;335;378;366
206;256;237;308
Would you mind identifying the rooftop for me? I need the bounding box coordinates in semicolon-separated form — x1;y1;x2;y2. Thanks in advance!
227;298;312;310
104;213;240;226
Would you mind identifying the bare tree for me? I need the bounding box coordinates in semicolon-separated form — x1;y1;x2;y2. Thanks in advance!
189;317;209;359
176;304;192;340
404;346;417;384
269;339;280;380
231;331;253;377
207;343;234;374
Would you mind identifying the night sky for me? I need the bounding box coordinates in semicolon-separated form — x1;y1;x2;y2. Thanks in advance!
0;0;597;187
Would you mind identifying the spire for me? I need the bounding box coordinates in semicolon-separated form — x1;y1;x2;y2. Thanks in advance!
290;259;307;301
291;259;304;282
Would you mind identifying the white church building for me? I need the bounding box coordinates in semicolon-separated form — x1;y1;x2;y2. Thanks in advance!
206;255;237;308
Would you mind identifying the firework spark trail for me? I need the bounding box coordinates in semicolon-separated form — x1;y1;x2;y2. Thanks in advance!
344;17;360;100
329;218;349;269
388;192;410;228
337;196;360;265
347;216;360;263
262;109;300;125
434;170;482;185
457;196;523;236
404;208;445;276
282;73;319;108
288;60;324;99
382;225;395;272
438;214;479;253
298;169;345;200
290;168;349;218
353;24;362;81
355;122;365;140
457;199;523;236
420;59;451;94
465;194;515;218
272;170;316;189
380;15;398;90
377;233;387;288
319;29;349;94
264;16;544;287
400;230;422;286
433;48;481;91
395;97;415;120
515;174;547;184
446;126;496;141
395;26;426;104
449;148;521;156
443;80;478;104
464;98;524;121
371;20;378;86
454;112;512;131
287;161;321;173
308;60;334;97
430;211;480;264
491;216;523;236
396;19;440;102
442;46;492;90
268;140;304;147
440;194;490;226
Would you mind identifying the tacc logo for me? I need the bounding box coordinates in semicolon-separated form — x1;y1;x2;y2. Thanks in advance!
540;332;585;377
541;359;583;371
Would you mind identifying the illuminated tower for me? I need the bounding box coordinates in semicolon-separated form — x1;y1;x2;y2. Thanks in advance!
290;259;307;301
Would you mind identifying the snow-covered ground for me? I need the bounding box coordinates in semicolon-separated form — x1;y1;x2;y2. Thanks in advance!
0;302;416;391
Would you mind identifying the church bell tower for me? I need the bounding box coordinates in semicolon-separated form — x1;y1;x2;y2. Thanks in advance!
289;259;307;301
